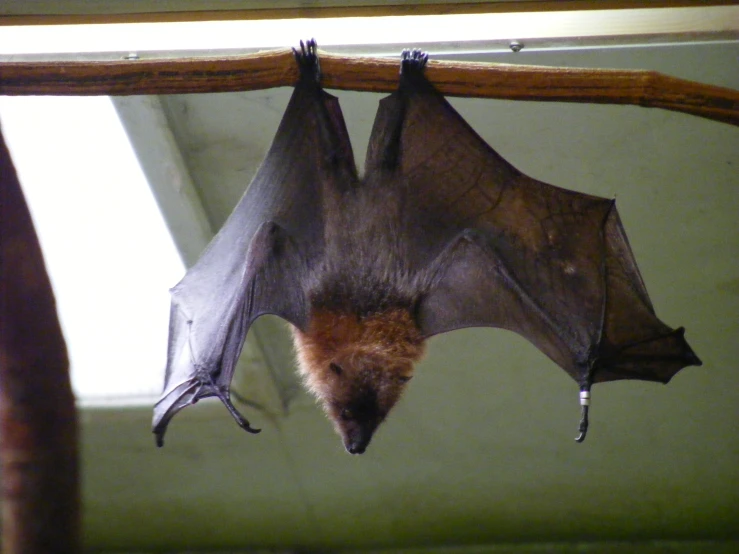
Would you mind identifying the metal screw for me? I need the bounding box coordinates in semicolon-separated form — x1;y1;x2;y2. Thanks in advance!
509;41;523;53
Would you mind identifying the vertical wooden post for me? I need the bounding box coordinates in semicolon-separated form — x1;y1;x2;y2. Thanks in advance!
0;128;80;553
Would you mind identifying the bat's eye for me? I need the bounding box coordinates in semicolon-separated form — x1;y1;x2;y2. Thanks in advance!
341;408;353;421
398;375;412;383
330;362;343;376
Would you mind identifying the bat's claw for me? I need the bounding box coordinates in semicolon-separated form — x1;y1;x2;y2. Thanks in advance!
213;385;261;434
575;410;589;442
400;48;429;75
293;38;320;83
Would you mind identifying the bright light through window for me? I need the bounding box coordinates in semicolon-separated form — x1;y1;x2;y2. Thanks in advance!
0;96;185;405
0;7;736;56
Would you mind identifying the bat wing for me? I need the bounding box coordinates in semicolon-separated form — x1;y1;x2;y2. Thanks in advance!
153;43;357;445
367;52;701;396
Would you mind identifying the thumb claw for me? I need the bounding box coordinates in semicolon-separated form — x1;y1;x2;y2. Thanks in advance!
574;404;589;443
215;386;261;435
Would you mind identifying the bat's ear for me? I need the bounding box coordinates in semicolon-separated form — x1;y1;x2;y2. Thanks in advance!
293;38;321;84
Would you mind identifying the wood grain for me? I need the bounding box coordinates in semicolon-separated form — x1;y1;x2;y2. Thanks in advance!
1;48;737;126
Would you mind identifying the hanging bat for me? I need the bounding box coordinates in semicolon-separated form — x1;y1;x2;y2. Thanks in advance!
153;41;701;454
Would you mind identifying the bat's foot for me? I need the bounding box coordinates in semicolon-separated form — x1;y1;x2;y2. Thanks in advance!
400;48;429;75
399;49;432;94
293;39;320;84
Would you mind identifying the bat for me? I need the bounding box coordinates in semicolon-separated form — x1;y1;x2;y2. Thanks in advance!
153;41;701;453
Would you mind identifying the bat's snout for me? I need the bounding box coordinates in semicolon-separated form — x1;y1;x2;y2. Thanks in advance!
345;440;368;455
341;423;376;455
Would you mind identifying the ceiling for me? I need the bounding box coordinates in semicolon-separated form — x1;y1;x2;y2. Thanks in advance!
80;38;739;552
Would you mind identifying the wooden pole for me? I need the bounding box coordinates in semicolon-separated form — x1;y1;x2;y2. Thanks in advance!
0;128;80;553
0;49;737;126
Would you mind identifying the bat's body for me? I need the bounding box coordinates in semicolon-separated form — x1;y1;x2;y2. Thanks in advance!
289;163;437;452
153;43;701;452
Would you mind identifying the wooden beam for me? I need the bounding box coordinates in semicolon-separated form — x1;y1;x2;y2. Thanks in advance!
1;49;737;126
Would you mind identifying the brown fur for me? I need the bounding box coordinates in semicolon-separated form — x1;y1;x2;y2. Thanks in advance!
292;308;426;453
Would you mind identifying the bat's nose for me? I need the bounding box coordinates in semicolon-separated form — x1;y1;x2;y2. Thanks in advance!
339;411;380;454
343;426;374;455
346;441;367;455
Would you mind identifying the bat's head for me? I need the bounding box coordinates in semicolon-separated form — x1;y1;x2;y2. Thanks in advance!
320;353;414;454
292;308;426;454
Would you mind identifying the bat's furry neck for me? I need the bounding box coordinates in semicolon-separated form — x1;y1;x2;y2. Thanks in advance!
292;307;426;395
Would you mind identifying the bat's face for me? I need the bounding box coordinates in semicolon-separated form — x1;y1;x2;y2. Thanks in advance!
313;355;414;454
